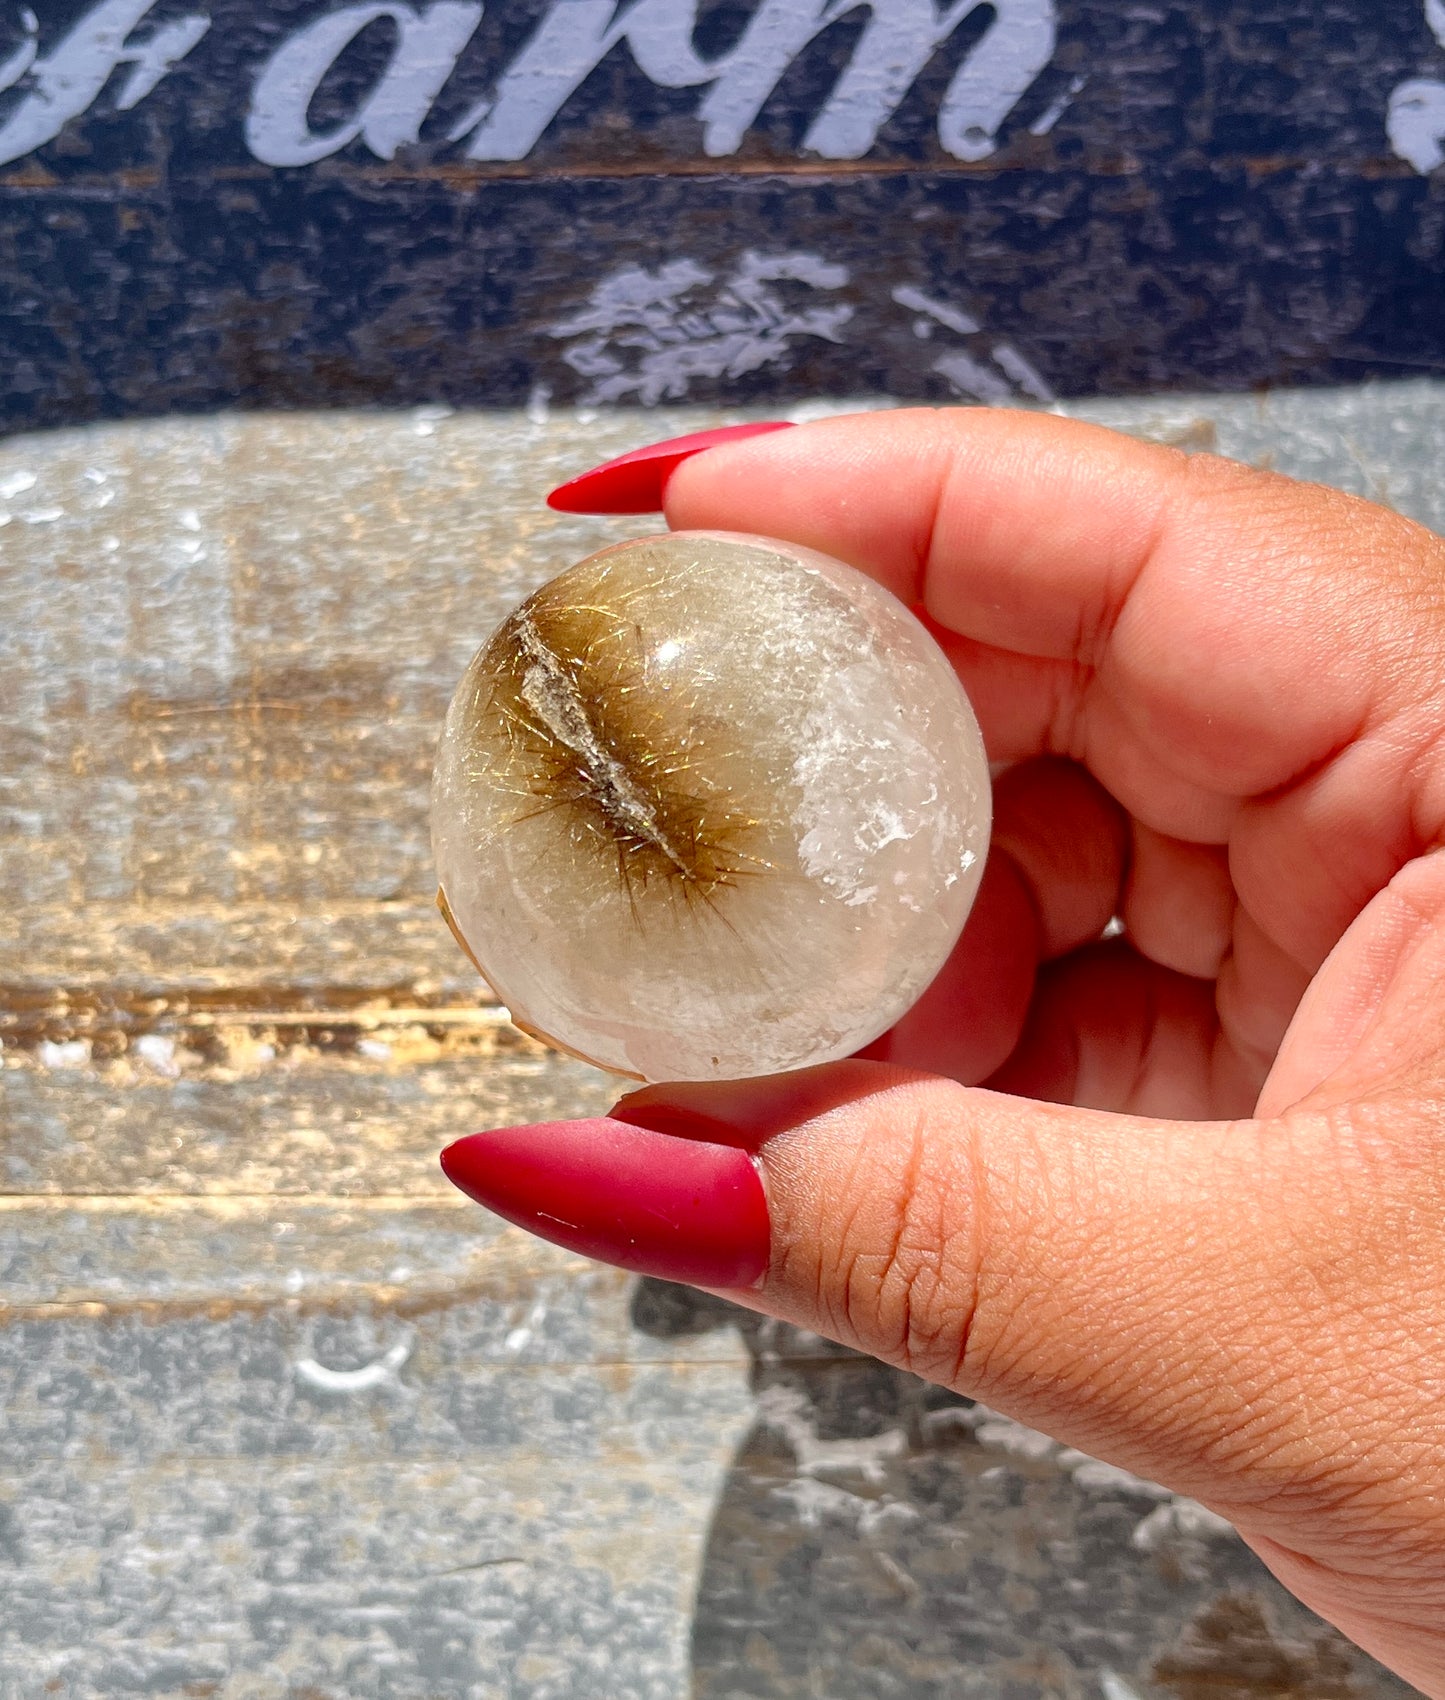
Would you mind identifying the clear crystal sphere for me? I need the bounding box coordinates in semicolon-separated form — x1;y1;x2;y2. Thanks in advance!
431;531;990;1082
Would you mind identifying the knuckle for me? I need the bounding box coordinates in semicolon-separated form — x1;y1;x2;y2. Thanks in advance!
830;1090;985;1390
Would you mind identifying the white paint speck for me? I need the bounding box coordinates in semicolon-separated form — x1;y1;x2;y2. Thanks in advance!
411;404;453;437
1029;73;1087;136
505;1298;549;1355
1388;4;1445;171
993;341;1057;403
132;1034;180;1077
1099;1670;1146;1700
294;1332;414;1392
892;285;981;337
933;350;1016;406
1063;1456;1170;1499
1131;1497;1235;1550
1388;77;1445;174
973;1414;1059;1460
37;1039;91;1069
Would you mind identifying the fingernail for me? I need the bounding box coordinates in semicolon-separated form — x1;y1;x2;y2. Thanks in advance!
614;1058;889;1145
439;1117;770;1288
545;421;795;514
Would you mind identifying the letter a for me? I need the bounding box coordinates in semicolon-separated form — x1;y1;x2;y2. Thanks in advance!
247;2;482;168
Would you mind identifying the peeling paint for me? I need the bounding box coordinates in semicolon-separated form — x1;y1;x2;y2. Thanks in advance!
548;252;853;406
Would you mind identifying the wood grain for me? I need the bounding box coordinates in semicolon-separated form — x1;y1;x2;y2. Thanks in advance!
2;396;1432;1697
3;0;1445;429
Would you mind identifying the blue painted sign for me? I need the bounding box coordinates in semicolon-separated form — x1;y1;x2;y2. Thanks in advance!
1;0;1443;429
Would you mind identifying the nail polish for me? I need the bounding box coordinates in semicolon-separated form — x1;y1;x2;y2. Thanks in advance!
440;1116;770;1288
545;421;795;514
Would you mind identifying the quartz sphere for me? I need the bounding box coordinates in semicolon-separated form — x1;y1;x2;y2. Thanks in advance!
431;531;990;1082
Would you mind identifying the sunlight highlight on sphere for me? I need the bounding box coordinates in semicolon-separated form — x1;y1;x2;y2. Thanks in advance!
431;531;991;1082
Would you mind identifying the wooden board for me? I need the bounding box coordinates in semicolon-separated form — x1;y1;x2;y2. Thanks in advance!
2;1;1445;433
2;393;1437;1696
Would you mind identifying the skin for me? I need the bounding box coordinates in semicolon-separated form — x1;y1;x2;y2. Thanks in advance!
617;409;1445;1694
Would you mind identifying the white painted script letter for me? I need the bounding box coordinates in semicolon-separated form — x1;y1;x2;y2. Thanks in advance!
696;0;1037;159
247;2;483;167
451;0;714;161
455;0;1056;164
0;11;38;100
0;0;210;167
1386;0;1445;173
937;0;1055;161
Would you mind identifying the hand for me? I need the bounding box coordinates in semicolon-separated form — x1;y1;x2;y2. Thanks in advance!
444;410;1445;1693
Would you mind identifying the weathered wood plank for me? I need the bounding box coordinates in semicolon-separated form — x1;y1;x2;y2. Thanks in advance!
0;1451;744;1700
3;899;470;993
3;392;1437;1698
0;1294;1407;1700
0;408;663;922
2;1;1445;426
0;1273;752;1454
0;1050;615;1197
0;1196;540;1317
6;386;1442;1020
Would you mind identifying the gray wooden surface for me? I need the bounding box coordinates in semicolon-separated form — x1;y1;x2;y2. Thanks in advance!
3;391;1442;1699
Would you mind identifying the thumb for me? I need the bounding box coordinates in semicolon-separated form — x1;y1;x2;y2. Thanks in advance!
441;1037;1445;1676
441;1019;1445;1687
440;1022;1445;1597
609;1063;1432;1546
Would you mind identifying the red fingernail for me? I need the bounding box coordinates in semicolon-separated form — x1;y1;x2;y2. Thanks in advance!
614;1059;889;1145
545;421;795;514
439;1117;770;1288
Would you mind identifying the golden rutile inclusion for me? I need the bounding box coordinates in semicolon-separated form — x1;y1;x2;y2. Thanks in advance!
431;531;990;1082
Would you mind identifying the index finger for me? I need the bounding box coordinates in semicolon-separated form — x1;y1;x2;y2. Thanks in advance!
669;408;1181;664
664;407;1445;967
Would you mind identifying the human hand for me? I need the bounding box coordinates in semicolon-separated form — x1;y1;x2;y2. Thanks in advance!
443;410;1445;1693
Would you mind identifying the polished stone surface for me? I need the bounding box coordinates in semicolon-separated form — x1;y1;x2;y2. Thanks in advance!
433;532;989;1081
